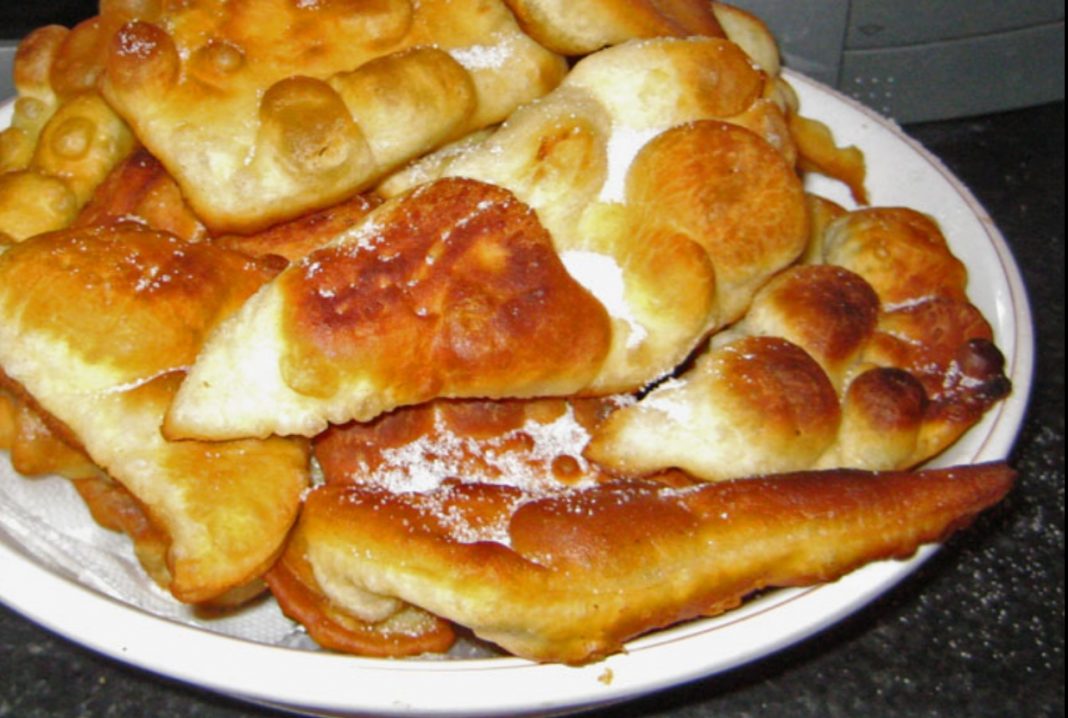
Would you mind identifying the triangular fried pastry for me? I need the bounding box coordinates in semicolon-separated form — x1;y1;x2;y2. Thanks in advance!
96;0;567;233
381;38;808;392
294;461;1014;664
0;225;309;603
164;178;612;440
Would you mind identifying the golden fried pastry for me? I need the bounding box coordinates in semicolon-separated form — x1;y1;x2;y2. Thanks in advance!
165;178;612;440
0;225;309;603
587;336;845;480
1;25;68;173
96;0;567;233
214;192;382;264
0;90;135;241
381;37;808;392
0;17;137;242
789;112;869;205
503;0;725;55
266;522;458;658
295;460;1013;664
0;385;98;480
587;208;1012;479
73;148;207;242
267;395;635;656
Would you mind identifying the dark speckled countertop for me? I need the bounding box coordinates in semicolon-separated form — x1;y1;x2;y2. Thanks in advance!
0;8;1064;717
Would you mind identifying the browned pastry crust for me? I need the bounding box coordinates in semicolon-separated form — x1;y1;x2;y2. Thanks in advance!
265;523;458;658
73;147;208;242
265;395;648;655
165;178;613;440
295;461;1014;664
0;225;310;603
214;193;383;264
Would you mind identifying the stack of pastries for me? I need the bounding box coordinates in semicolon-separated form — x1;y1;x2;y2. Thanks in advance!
0;0;1013;664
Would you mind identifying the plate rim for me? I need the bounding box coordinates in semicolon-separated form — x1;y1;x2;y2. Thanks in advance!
0;69;1036;718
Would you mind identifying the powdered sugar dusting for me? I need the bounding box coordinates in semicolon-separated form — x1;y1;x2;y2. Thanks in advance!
598;124;668;203
349;402;623;546
561;250;648;349
637;378;694;424
372;404;596;496
449;34;514;71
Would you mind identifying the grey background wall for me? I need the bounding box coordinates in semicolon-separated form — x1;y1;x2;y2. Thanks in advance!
1;2;1065;122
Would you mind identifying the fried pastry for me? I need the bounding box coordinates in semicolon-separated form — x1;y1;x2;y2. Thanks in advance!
96;0;567;233
267;395;636;656
214;192;382;264
0;90;135;242
381;37;809;392
0;19;137;242
165;178;612;440
0;225;309;603
73;147;208;243
586;208;1012;479
503;0;725;55
295;456;1014;664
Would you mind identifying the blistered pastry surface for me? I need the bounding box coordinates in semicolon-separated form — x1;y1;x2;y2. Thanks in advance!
97;0;567;232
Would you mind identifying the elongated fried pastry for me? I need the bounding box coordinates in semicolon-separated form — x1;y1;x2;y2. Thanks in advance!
165;178;612;440
96;0;567;233
294;461;1014;664
587;207;1012;479
0;225;309;603
381;37;808;392
266;395;637;656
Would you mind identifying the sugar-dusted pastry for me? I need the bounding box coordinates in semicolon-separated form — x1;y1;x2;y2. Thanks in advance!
267;394;639;657
586;207;1012;479
97;0;567;233
295;458;1014;664
381;37;808;392
0;225;309;603
165;178;613;440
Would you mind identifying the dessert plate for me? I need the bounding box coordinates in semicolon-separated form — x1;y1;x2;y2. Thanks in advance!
0;72;1034;717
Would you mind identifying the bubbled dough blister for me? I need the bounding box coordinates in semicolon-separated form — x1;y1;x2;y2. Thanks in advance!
0;22;135;243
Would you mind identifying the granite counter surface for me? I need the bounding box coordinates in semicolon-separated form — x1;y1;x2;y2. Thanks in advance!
0;96;1063;718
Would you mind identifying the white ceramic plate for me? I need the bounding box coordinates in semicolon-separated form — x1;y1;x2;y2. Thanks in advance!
0;72;1034;718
